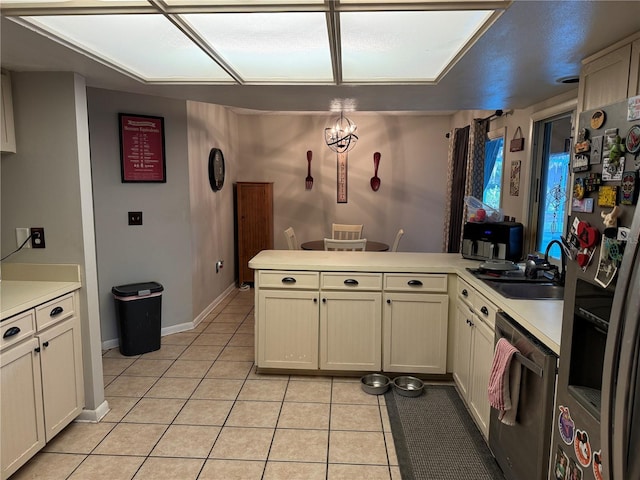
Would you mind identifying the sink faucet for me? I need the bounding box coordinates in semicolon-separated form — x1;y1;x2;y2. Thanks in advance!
525;240;567;285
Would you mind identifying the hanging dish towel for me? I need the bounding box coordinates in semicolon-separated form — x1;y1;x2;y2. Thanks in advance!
488;337;522;426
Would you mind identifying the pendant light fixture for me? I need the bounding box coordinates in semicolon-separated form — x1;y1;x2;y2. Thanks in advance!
324;112;358;154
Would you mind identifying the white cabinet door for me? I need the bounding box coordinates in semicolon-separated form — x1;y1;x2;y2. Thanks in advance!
453;302;473;399
383;292;448;374
1;337;45;480
630;38;640;98
257;290;319;369
320;291;382;371
578;43;631;112
468;315;494;440
39;316;85;442
0;72;16;154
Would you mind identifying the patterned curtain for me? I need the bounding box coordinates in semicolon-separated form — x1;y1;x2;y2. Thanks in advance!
442;127;470;253
465;118;490;199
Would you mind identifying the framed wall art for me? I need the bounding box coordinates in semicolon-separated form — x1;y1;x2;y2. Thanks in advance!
119;113;166;183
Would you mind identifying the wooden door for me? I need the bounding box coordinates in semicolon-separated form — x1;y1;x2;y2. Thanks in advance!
235;182;273;285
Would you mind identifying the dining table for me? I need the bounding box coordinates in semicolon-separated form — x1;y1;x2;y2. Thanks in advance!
300;240;390;252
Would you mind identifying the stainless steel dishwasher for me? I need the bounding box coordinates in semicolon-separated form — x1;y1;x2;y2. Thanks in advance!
489;312;558;480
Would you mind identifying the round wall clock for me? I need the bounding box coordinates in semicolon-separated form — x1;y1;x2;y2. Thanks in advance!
208;148;225;191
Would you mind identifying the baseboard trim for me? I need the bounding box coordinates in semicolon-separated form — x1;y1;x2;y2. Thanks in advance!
76;399;110;423
101;281;237;350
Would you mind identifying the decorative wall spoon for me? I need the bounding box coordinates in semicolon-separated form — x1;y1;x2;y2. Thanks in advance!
370;152;381;191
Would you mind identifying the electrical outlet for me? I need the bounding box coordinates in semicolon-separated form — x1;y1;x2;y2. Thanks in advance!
16;228;31;249
30;227;45;248
128;212;143;225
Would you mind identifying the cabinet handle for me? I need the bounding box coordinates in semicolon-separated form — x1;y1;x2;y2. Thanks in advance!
50;306;64;317
480;306;489;316
313;298;317;303
43;341;49;348
281;277;296;284
3;326;20;338
387;299;391;304
407;280;423;286
462;289;468;297
322;298;326;303
35;347;41;353
343;279;359;286
468;319;475;327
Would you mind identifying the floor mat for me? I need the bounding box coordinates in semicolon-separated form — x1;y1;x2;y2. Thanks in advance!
385;384;506;480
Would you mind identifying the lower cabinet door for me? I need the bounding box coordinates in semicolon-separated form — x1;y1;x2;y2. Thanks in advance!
383;292;449;373
469;316;494;439
257;290;319;369
453;302;473;399
39;316;85;442
320;291;382;371
1;337;45;480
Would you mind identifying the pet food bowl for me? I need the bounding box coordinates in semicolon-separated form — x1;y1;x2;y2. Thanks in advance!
360;374;391;395
392;376;424;397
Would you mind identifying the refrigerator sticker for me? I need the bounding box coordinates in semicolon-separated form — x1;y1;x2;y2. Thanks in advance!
568;458;584;480
574;429;592;468
554;446;570;480
592;450;603;480
558;406;576;445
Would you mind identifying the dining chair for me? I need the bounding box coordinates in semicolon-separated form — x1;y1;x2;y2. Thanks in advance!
331;223;363;240
324;238;367;251
391;228;404;252
284;226;298;250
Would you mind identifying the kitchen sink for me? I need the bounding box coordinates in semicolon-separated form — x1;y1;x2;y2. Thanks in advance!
482;279;564;300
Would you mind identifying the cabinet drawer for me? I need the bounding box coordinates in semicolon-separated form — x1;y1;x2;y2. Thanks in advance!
457;278;475;306
321;272;382;290
1;310;35;351
473;295;498;329
258;271;319;289
384;273;447;292
35;293;75;331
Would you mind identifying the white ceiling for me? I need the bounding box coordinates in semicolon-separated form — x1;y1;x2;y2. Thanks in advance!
1;1;640;112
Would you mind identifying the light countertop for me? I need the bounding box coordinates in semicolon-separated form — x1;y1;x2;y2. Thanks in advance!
1;263;82;320
249;251;564;355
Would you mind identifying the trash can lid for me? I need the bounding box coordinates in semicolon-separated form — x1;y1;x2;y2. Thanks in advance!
112;282;163;297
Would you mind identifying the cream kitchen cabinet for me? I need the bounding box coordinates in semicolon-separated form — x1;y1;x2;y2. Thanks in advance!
1;71;16;153
383;273;448;374
1;292;84;480
577;32;640;113
320;272;382;371
256;271;319;370
453;278;498;439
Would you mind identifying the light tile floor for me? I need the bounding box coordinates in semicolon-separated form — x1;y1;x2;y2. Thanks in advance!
11;288;400;480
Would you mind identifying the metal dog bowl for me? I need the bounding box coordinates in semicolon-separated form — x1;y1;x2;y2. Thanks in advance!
361;374;391;395
392;376;424;397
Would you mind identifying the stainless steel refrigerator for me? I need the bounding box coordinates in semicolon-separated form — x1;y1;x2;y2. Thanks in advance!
551;98;640;480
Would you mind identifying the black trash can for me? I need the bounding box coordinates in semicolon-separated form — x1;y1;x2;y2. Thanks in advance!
112;282;164;356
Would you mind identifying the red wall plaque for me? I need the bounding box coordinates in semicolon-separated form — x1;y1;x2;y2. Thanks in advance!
119;113;166;183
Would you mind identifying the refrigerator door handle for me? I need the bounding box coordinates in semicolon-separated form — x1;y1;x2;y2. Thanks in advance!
602;211;640;480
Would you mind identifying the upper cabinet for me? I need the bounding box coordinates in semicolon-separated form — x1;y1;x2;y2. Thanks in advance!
1;71;17;154
577;32;640;113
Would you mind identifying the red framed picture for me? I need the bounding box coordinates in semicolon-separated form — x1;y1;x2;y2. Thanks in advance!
119;113;166;183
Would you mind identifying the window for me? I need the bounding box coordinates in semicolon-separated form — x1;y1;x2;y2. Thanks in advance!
529;111;574;259
483;130;505;210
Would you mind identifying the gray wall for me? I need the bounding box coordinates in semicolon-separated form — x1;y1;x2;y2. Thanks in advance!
236;113;452;252
87;88;194;345
1;71;104;412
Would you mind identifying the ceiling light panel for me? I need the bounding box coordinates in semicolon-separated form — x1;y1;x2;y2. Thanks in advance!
340;10;494;82
182;12;333;83
20;14;235;82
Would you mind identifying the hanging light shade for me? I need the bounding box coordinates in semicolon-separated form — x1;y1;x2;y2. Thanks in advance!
324;112;358;153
